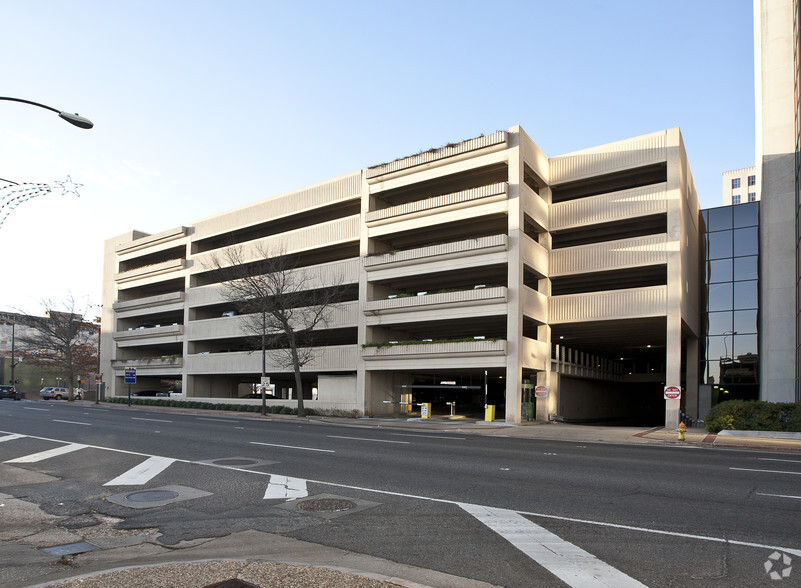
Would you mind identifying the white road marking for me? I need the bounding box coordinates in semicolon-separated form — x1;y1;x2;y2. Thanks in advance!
5;443;86;463
758;457;801;464
53;419;92;426
250;441;334;453
4;429;801;561
328;435;410;444
263;475;308;499
0;433;24;443
104;456;176;486
731;467;801;475
131;417;173;423
461;503;646;587
390;433;465;440
23;407;49;411
197;418;238;423
757;492;801;500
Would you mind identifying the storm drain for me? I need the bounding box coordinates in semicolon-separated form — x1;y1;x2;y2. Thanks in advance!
275;493;380;520
199;456;277;469
107;485;212;509
204;580;263;588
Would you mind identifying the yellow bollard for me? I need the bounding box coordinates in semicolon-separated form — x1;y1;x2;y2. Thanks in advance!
485;404;495;422
677;421;686;441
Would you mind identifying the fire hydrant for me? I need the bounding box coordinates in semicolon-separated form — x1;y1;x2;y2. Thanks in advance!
677;421;687;441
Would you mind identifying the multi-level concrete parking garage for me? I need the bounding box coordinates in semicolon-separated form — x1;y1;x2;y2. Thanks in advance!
102;126;702;427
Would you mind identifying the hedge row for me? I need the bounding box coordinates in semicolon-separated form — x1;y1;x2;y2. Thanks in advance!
704;400;801;433
103;397;363;418
105;397;300;414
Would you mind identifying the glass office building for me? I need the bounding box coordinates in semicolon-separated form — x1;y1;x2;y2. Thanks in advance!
702;202;759;404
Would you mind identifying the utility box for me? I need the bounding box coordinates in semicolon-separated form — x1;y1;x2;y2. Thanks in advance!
420;403;432;418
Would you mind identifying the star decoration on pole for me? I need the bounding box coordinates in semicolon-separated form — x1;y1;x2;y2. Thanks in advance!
54;175;83;197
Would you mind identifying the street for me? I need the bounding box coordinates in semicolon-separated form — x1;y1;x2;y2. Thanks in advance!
1;399;800;587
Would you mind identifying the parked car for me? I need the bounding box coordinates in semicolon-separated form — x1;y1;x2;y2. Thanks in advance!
40;387;73;400
130;390;160;397
0;385;22;400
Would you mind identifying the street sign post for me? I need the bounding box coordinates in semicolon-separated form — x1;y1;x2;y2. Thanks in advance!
125;368;136;406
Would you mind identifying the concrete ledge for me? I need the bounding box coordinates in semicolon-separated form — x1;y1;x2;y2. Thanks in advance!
717;430;801;440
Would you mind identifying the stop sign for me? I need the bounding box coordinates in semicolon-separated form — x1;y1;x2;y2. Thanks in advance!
664;385;681;400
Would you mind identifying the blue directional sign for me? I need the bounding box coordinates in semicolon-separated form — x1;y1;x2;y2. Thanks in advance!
124;368;136;384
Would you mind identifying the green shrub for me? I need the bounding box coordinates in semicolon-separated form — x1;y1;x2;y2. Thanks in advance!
705;400;801;433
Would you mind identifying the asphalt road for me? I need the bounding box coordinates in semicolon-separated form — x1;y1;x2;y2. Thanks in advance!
1;399;800;587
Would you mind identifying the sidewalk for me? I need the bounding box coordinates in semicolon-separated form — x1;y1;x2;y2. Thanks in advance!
5;400;800;587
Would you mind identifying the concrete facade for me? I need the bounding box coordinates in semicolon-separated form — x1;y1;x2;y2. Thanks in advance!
755;0;800;402
102;126;702;426
722;166;759;205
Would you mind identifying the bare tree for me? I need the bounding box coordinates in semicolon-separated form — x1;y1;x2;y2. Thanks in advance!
209;243;343;417
15;293;96;399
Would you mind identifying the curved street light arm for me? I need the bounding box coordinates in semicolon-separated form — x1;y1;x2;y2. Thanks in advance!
0;96;93;129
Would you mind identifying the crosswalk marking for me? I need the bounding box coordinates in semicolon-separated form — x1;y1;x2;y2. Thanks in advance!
0;433;24;443
104;456;176;486
460;503;646;588
264;475;308;499
5;443;86;463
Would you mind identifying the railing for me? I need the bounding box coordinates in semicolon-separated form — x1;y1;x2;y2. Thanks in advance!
366;182;507;223
113;291;185;312
362;339;506;359
549;285;667;323
365;234;507;269
115;258;186;283
550;234;668;276
365;287;506;313
366;131;508;179
111;357;182;369
549;183;668;231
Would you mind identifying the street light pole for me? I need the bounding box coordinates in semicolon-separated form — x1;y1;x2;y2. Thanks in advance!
0;97;93;129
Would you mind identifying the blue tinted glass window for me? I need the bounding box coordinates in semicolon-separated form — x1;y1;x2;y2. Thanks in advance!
708;283;733;311
732;178;741;189
748;175;756;186
708;231;733;259
733;334;758;356
732;202;758;228
707;336;728;361
707;207;733;232
734;281;758;309
733;227;758;256
748;192;756;202
708;259;733;283
734;256;758;281
732;195;741;205
733;310;757;334
708;312;733;335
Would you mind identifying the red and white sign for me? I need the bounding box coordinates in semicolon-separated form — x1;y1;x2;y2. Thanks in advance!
534;385;549;398
664;385;681;400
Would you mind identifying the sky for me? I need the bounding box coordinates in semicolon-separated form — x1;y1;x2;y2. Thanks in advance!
0;0;755;316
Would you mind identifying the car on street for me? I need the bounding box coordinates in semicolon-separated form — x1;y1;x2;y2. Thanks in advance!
0;385;22;400
40;387;76;400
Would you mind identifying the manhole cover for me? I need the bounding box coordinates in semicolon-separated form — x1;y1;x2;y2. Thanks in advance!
297;498;356;512
126;490;180;502
214;459;257;466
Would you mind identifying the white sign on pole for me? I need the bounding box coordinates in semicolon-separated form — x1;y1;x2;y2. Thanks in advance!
664;385;681;400
261;377;271;386
534;385;549;398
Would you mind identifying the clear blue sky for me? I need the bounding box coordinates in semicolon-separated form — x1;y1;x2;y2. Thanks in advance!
0;0;755;315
